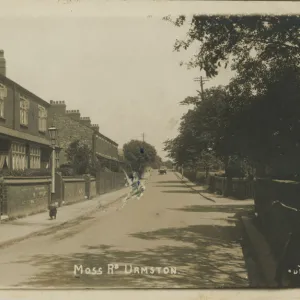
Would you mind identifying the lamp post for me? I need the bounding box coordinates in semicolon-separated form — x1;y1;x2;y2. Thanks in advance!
48;126;58;195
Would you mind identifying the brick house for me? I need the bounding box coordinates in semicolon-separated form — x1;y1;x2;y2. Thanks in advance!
48;101;121;171
0;50;55;171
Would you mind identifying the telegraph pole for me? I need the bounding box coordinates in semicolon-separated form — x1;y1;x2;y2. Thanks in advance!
193;75;209;100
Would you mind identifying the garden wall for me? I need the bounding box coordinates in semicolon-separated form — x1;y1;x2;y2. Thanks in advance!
0;177;51;218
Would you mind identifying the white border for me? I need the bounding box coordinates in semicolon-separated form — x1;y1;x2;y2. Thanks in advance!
0;0;300;299
0;0;299;17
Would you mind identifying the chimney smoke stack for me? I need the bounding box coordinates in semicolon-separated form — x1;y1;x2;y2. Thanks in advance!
0;50;6;76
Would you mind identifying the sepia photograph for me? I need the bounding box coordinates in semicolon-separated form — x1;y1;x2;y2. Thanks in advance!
0;0;300;293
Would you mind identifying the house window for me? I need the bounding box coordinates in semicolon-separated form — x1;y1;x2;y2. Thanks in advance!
30;146;41;169
0;152;9;169
0;83;7;118
38;105;47;132
11;143;27;170
20;95;29;126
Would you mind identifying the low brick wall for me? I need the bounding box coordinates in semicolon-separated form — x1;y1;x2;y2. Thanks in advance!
1;177;51;218
62;177;86;205
0;172;125;219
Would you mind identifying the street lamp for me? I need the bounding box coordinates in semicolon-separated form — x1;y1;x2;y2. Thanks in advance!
48;126;58;194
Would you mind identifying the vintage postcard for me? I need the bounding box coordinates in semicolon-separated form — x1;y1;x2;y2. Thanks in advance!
0;0;300;299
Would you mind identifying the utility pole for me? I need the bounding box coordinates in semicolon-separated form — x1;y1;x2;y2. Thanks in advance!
193;75;209;100
142;133;145;143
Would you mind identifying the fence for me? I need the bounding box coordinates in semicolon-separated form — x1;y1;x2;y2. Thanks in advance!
183;170;212;185
95;171;125;195
208;175;255;200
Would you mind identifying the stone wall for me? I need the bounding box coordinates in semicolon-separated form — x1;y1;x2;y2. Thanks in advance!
2;177;51;218
0;171;125;218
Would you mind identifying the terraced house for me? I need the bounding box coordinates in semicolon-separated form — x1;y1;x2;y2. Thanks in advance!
0;50;55;171
48;101;122;171
0;50;123;173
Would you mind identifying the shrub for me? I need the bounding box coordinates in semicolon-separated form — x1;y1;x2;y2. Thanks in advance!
57;167;76;177
0;168;51;177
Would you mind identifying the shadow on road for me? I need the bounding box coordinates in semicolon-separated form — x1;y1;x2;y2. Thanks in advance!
170;204;254;215
12;209;252;288
153;185;189;188
161;190;203;194
155;180;189;184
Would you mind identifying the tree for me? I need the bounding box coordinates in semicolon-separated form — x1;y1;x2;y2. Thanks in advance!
166;15;300;180
166;15;300;91
164;85;237;174
152;155;163;169
196;149;223;178
123;140;157;172
65;140;92;175
163;159;174;169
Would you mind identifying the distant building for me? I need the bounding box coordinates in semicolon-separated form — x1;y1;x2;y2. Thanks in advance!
118;148;125;162
0;50;55;170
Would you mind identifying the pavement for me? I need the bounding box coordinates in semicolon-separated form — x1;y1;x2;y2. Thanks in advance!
0;170;255;288
177;172;277;287
241;216;278;287
0;186;131;249
177;172;254;205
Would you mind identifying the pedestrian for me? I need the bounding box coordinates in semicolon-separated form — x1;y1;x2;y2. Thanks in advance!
48;202;58;220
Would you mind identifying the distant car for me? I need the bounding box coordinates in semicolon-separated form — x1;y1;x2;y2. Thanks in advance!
159;168;167;175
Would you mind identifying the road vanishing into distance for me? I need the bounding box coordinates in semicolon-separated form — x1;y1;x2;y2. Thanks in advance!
0;171;257;288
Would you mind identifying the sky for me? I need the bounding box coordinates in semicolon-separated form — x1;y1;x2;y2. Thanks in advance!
0;0;293;160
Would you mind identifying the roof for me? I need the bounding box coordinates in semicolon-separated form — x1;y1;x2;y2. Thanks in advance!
95;152;119;162
0;73;50;108
95;132;118;146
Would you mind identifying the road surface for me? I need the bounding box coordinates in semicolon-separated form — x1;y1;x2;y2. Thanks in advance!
0;171;253;288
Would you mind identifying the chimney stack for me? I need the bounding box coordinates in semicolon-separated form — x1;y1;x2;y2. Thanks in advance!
0;50;6;76
91;124;99;132
49;100;66;116
80;117;91;127
66;109;81;121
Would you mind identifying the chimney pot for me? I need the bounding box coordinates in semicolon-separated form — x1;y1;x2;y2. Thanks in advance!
0;49;6;77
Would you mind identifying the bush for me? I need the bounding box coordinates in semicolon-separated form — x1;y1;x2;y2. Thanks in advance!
0;168;51;177
57;167;76;177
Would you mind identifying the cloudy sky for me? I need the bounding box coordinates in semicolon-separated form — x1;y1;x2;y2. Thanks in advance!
0;0;292;159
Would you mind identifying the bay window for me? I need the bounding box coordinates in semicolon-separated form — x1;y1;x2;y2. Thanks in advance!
12;143;27;170
30;146;41;169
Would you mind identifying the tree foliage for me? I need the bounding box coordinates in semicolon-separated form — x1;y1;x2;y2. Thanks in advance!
164;85;233;172
164;15;300;180
123;140;157;172
167;15;300;86
65;140;92;175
